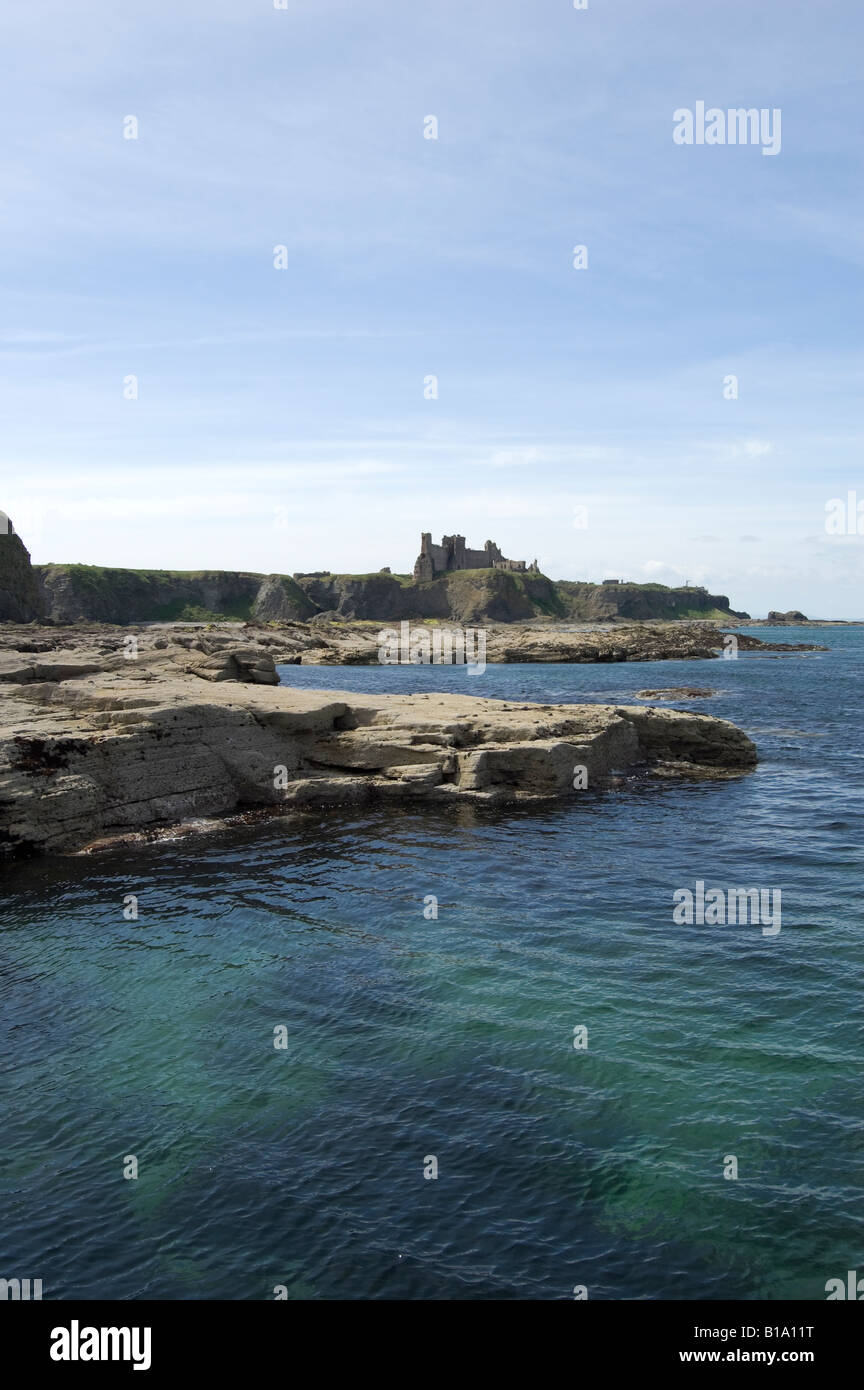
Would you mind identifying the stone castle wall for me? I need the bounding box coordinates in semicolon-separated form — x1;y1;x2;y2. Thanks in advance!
414;532;537;582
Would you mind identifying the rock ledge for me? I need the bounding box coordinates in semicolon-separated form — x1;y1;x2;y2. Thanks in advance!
0;637;758;856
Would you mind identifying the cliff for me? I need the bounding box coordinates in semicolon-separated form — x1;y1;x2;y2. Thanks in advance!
34;565;314;624
293;568;565;622
29;564;566;625
556;581;747;622
0;517;748;626
0;525;42;622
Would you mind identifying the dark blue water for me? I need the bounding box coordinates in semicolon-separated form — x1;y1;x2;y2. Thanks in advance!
2;629;863;1300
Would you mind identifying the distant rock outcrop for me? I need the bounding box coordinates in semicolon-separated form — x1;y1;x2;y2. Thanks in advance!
251;575;317;622
556;580;747;622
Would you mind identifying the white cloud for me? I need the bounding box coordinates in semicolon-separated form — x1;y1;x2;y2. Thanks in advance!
489;447;541;467
742;439;774;457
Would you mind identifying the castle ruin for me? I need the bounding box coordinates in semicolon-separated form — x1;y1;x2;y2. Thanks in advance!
413;532;539;582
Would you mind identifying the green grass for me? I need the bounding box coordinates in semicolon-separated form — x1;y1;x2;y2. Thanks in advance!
147;598;254;622
37;564;257;622
323;572;413;585
42;563;265;582
33;563;734;625
671;607;738;622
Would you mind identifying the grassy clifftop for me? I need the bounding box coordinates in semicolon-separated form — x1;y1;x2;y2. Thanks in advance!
556;580;747;622
35;565;265;623
25;559;747;626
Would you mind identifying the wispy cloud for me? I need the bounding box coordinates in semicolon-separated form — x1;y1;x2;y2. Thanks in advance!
0;0;861;612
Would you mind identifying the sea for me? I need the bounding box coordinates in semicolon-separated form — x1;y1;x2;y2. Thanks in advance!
1;628;862;1300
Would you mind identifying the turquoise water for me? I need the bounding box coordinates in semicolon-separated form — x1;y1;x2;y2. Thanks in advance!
1;629;862;1299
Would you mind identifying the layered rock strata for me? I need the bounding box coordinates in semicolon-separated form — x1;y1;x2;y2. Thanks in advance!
0;635;757;857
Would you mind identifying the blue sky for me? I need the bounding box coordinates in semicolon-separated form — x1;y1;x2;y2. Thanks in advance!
1;0;863;616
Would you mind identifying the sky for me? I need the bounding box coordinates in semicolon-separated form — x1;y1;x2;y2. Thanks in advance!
1;0;863;617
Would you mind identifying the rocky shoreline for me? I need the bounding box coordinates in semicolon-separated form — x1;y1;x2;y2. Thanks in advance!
0;628;759;858
0;618;827;668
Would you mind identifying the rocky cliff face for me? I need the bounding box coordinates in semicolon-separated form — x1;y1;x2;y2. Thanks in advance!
292;569;564;623
0;525;42;622
1;522;745;626
556;581;747;622
33;564;558;625
17;562;752;626
437;571;564;622
293;572;411;620
250;575;317;622
35;565;265;624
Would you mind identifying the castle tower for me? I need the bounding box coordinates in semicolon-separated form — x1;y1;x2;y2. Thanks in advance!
413;532;436;582
412;529;532;580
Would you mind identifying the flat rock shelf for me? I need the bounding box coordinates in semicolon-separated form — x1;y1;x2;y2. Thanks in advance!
0;634;758;857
